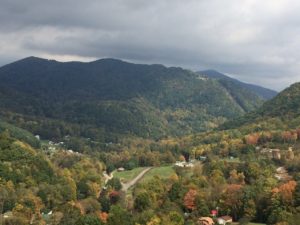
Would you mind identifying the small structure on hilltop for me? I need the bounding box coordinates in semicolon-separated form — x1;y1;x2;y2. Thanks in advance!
198;217;214;225
217;216;233;225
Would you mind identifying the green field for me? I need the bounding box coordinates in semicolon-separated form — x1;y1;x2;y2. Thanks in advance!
232;223;266;225
221;157;241;163
113;167;146;183
139;166;176;183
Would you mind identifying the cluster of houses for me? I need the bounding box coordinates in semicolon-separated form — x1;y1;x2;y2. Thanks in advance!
260;147;281;160
259;146;295;161
275;166;292;181
174;160;195;168
44;140;65;153
197;209;233;225
43;140;83;156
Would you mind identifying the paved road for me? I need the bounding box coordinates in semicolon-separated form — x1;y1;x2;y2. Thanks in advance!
103;171;113;184
122;167;152;192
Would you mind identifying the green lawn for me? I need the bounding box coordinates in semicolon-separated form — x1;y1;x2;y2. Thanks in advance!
113;167;146;183
139;165;176;183
221;157;241;163
232;223;266;225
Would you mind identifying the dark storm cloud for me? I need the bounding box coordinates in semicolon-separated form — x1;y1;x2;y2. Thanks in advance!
1;0;300;90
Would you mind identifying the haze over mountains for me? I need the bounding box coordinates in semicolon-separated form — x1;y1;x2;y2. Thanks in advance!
0;56;277;142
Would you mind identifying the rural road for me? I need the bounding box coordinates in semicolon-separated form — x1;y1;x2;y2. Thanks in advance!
122;167;152;192
103;171;113;184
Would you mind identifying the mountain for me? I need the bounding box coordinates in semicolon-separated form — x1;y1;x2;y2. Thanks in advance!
199;70;277;100
258;82;300;118
0;57;269;142
221;82;300;130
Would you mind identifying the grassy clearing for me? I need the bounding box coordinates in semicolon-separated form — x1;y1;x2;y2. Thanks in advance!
221;157;241;163
232;223;266;225
139;165;175;183
113;167;145;183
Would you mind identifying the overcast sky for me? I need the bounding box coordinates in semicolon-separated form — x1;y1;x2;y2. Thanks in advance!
1;0;300;90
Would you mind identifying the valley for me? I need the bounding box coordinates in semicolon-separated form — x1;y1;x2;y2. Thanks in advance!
1;57;300;225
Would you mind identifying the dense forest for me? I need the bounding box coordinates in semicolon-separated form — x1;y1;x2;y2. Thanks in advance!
0;57;274;143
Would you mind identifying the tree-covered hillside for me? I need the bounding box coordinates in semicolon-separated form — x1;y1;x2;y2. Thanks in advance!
199;70;277;100
0;57;268;142
0;130;105;225
0;120;40;148
222;82;300;130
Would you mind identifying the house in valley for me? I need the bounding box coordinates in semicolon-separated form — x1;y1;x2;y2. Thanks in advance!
217;216;233;225
198;217;214;225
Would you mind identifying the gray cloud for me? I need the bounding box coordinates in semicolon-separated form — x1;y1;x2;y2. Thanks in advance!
1;0;300;90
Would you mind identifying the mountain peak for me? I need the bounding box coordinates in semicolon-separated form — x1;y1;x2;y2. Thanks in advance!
199;70;277;100
20;56;51;63
90;58;128;65
199;69;230;79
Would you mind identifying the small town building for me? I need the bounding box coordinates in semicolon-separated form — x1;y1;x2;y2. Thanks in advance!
117;167;125;172
3;211;13;218
210;209;218;217
175;161;194;168
286;147;295;160
198;217;214;225
261;148;281;160
217;216;232;225
272;149;281;160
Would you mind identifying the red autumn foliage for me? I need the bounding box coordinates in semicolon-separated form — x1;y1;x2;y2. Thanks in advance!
109;190;120;204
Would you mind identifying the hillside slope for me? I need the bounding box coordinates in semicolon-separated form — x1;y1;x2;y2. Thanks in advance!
0;128;104;224
221;82;300;130
199;70;277;100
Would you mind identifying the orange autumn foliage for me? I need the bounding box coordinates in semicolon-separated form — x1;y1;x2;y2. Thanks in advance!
223;184;243;205
183;189;197;210
98;212;108;223
245;133;260;145
272;180;297;205
281;131;297;142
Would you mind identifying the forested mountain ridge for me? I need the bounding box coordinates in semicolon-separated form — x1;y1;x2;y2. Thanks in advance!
0;57;271;142
199;69;277;100
222;82;300;130
259;82;300;117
